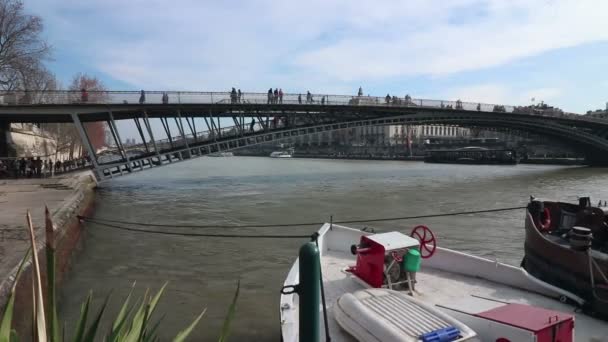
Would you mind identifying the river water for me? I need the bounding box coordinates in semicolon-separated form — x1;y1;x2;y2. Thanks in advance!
58;157;608;341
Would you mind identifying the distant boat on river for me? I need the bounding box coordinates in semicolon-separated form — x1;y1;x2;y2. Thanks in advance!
270;151;292;158
425;147;518;165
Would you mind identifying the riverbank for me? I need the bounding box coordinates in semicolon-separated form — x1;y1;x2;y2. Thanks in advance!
0;170;97;335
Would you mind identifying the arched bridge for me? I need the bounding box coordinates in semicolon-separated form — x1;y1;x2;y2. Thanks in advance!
1;90;607;181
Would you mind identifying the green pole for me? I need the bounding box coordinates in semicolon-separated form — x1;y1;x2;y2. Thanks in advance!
299;242;320;342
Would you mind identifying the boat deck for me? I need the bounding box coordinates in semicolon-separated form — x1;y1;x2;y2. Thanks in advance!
320;250;607;342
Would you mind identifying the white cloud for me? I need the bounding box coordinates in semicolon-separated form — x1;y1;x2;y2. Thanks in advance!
26;0;608;96
295;0;608;80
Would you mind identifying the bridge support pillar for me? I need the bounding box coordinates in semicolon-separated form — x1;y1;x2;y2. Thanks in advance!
176;109;191;158
108;111;130;170
71;112;101;181
142;110;162;162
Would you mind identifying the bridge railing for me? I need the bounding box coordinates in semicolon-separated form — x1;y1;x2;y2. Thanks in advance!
0;89;514;111
2;89;604;123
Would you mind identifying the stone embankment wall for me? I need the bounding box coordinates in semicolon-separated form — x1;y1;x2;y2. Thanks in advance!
3;124;80;160
10;128;57;157
0;171;97;336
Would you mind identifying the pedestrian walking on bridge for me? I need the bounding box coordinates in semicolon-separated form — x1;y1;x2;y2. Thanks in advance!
267;88;273;104
298;94;302;104
139;90;146;104
279;88;284;104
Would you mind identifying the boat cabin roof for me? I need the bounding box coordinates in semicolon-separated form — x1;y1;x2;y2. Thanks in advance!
365;231;419;249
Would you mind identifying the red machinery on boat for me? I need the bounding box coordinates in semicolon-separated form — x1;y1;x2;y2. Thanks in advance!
524;196;608;319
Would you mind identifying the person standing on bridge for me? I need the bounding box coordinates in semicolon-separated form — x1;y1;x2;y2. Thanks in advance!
230;88;237;104
358;87;363;96
477;103;481;111
81;88;88;103
139;90;146;104
250;118;255;132
321;96;325;105
456;99;463;109
162;92;169;104
278;88;284;104
298;94;302;104
273;88;279;104
237;89;242;103
306;91;311;104
268;88;273;104
385;94;391;105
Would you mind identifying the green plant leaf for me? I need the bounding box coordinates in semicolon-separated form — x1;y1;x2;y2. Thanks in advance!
123;290;149;342
126;283;166;342
82;292;111;342
72;292;92;342
146;282;167;320
172;309;206;342
142;315;164;342
218;280;240;342
9;330;18;342
106;283;137;342
0;248;31;342
0;292;15;342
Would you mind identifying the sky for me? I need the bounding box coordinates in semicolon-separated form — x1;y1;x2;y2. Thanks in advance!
25;0;608;114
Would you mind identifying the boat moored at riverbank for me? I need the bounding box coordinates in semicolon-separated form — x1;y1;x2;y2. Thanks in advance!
280;222;606;341
523;196;608;320
425;147;518;165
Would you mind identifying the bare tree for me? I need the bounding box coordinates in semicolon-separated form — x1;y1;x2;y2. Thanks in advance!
68;72;109;103
0;0;55;156
0;0;50;91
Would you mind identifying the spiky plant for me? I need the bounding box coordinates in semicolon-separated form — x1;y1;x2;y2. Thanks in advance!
0;207;238;341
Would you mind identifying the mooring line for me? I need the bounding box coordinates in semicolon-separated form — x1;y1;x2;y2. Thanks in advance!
78;206;526;230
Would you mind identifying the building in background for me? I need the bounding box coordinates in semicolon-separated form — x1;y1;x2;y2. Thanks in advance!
585;102;608;118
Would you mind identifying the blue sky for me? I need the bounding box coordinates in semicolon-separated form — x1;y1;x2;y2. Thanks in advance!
25;0;608;114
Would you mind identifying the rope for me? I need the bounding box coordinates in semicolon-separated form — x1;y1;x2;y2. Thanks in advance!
78;206;526;229
87;220;310;238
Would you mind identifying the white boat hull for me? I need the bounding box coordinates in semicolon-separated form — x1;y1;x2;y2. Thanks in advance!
270;152;292;158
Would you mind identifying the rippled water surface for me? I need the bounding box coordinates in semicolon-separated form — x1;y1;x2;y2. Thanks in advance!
58;157;608;340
